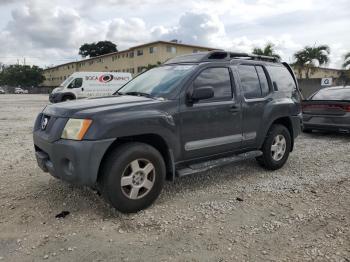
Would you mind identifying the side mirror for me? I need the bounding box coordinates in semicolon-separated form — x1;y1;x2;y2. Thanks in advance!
190;86;214;102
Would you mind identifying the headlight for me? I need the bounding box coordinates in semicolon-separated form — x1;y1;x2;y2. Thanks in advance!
61;119;92;140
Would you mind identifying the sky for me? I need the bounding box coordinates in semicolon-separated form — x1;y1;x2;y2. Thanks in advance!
0;0;349;69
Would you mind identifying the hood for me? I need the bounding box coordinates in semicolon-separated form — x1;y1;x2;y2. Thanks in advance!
43;95;161;117
52;87;64;93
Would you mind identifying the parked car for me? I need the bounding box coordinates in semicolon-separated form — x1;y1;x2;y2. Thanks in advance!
14;87;28;94
49;72;132;103
0;87;5;94
33;51;302;213
302;86;350;133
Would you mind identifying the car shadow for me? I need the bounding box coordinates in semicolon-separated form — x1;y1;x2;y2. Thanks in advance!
302;130;350;140
35;159;270;219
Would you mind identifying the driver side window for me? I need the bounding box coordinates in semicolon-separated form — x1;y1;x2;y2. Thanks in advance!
193;68;232;102
68;78;83;89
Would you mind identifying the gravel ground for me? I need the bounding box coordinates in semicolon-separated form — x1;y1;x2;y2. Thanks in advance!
0;94;349;262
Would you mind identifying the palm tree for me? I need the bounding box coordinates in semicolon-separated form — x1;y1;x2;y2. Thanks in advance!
343;52;350;69
293;45;330;79
252;43;281;60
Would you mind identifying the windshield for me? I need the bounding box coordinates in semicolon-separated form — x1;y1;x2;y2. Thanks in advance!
117;65;195;98
311;87;350;101
60;76;74;87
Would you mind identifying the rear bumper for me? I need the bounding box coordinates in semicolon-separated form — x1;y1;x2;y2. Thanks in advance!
303;114;350;133
303;122;350;133
33;132;115;186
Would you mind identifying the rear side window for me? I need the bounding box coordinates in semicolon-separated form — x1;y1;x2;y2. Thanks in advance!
266;65;296;92
238;65;261;99
312;88;350;100
256;66;269;96
194;67;232;101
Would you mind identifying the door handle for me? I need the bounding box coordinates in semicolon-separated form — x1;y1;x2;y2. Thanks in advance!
81;88;84;91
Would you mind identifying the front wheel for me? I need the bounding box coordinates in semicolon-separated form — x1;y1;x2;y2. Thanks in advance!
99;142;166;213
256;124;291;170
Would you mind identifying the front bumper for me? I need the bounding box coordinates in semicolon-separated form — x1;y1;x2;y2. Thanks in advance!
34;132;115;186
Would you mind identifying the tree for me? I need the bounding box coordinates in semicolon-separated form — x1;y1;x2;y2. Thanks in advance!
293;45;330;79
252;43;281;59
79;41;118;58
343;52;350;69
0;64;44;87
142;61;162;71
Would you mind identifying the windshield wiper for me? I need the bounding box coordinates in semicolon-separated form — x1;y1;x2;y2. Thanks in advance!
114;91;124;96
123;91;154;98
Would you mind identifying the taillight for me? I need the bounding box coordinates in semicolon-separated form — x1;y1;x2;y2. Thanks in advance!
343;105;350;112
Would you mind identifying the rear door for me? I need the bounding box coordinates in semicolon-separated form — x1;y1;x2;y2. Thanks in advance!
179;66;242;160
237;64;271;148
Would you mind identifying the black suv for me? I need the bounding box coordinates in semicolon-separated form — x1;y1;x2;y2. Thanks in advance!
33;51;302;213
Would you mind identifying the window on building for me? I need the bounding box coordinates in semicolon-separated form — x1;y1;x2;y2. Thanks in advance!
238;65;261;99
193;67;232;102
130;68;135;74
149;47;157;54
122;54;125;58
166;46;177;53
137;50;143;56
137;66;144;73
129;52;134;58
193;49;199;53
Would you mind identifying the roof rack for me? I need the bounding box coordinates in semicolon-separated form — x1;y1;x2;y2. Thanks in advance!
164;50;279;64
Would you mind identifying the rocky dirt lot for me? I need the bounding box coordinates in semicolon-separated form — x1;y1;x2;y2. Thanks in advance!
0;94;349;262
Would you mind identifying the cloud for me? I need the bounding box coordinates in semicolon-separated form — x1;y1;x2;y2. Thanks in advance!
6;4;81;49
106;18;151;47
0;0;349;68
0;0;21;5
156;12;226;47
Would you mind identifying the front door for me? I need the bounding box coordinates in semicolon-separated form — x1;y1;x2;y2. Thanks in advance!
67;77;84;98
179;67;242;160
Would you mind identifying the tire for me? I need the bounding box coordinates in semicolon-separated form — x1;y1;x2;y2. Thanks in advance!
256;124;291;170
62;96;73;102
99;142;166;213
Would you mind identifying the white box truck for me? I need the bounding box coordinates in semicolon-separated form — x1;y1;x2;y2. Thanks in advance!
49;72;132;103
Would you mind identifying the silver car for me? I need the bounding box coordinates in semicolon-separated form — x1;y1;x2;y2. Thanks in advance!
302;86;350;133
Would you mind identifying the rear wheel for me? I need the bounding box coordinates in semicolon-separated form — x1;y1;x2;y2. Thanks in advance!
99;142;166;213
256;124;291;170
